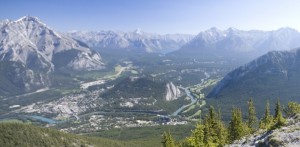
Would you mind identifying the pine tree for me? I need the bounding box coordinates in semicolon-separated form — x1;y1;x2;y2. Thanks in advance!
274;99;280;118
216;109;228;146
247;98;257;132
162;131;176;147
228;107;244;143
284;101;300;117
186;123;205;147
208;106;216;125
273;99;286;128
217;121;228;147
259;100;273;129
206;106;217;142
187;106;228;146
203;114;214;146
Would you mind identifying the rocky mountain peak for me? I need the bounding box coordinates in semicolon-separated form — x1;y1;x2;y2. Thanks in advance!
226;27;239;33
275;27;299;34
134;28;143;34
0;16;104;72
15;16;43;23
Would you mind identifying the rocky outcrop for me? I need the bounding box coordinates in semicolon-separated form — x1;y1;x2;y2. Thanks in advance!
227;114;300;147
165;82;181;101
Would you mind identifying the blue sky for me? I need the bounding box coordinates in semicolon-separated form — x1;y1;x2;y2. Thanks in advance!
1;0;300;34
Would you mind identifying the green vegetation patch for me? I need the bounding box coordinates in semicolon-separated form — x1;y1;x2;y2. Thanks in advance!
0;122;150;147
87;125;195;147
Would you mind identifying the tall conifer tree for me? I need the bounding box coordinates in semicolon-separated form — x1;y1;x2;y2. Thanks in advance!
228;107;243;143
273;99;286;128
162;131;175;147
260;100;273;129
247;98;257;132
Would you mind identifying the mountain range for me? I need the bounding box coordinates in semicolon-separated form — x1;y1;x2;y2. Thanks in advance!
172;27;300;60
68;26;300;61
67;29;194;53
2;16;300;98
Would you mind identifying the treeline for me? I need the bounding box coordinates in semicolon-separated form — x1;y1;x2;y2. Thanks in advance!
162;99;300;147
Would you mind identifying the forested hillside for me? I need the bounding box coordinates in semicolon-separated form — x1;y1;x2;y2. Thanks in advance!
0;123;146;147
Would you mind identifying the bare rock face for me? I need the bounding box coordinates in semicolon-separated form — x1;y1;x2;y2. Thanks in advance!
227;114;300;147
0;16;104;72
165;82;181;101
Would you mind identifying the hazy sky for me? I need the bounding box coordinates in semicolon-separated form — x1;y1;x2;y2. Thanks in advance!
1;0;300;34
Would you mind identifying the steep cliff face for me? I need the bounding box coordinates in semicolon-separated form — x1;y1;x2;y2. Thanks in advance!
165;82;181;101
